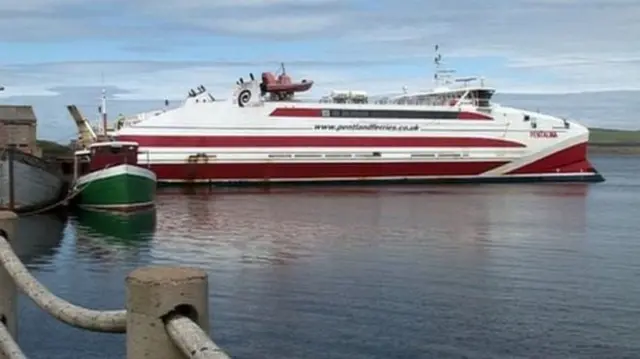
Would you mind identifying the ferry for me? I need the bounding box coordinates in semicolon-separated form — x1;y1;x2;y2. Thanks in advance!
110;46;603;185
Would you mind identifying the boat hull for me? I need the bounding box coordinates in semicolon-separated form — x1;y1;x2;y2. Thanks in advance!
0;149;65;213
114;100;605;186
144;142;603;185
150;163;603;185
74;164;157;211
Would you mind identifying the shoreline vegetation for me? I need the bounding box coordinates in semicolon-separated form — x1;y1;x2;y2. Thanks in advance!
35;127;640;158
588;128;640;155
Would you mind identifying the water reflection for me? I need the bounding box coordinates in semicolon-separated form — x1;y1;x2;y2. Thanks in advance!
19;158;640;359
72;208;157;245
150;183;590;271
68;208;157;264
12;212;67;265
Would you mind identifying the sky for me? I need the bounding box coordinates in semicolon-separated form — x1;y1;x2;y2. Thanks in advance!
0;0;639;142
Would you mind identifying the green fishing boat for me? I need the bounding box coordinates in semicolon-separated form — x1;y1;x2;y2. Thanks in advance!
72;141;156;211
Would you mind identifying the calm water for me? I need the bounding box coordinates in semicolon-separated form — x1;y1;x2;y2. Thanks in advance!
12;155;640;359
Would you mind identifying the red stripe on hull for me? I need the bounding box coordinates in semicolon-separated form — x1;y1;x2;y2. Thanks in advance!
457;111;493;120
507;142;595;174
150;161;509;181
270;108;322;117
117;135;525;148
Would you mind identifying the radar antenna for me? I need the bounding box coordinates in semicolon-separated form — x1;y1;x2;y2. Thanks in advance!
433;44;455;87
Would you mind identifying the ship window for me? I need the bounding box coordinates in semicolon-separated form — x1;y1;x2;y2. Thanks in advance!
342;110;370;117
323;108;461;119
472;89;494;107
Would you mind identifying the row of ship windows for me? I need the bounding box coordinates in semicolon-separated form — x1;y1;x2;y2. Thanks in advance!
187;152;472;159
323;109;460;119
271;153;466;158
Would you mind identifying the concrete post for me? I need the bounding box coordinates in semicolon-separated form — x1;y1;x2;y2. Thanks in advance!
125;266;209;359
0;211;18;341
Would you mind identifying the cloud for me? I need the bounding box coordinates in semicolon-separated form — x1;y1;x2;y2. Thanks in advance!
3;87;637;144
0;60;422;100
0;0;85;12
1;0;639;138
147;0;340;8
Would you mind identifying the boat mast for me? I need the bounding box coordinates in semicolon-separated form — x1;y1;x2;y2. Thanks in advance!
433;44;454;87
98;71;108;138
433;44;442;87
101;88;107;137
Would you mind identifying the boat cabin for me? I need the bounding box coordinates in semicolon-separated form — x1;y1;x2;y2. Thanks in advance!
322;90;369;104
75;141;140;172
378;47;495;109
386;87;495;109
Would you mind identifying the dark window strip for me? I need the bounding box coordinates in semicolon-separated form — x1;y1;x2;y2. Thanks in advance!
326;109;460;120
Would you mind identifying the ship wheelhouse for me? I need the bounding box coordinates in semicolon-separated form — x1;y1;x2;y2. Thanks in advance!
384;85;495;110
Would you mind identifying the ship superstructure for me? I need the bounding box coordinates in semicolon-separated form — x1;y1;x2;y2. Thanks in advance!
110;46;602;184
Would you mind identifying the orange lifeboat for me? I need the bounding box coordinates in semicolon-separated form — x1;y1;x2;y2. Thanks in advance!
260;63;314;99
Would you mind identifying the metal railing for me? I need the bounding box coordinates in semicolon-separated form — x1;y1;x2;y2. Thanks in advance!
0;211;232;359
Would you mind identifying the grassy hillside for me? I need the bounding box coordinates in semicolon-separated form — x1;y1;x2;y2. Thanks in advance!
37;139;72;157
589;128;640;145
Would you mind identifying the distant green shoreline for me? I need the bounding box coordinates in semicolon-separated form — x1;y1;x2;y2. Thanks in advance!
35;127;640;157
589;128;640;155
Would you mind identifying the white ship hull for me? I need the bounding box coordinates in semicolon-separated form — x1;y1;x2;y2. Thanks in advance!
0;149;65;213
100;51;604;185
115;103;602;185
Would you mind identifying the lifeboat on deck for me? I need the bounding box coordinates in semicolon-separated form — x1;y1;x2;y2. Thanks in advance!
260;63;314;100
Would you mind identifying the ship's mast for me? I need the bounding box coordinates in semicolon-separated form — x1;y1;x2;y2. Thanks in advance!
433;44;455;87
101;88;107;137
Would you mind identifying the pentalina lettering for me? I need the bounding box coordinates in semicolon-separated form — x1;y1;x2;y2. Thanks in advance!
314;124;420;132
530;130;558;138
